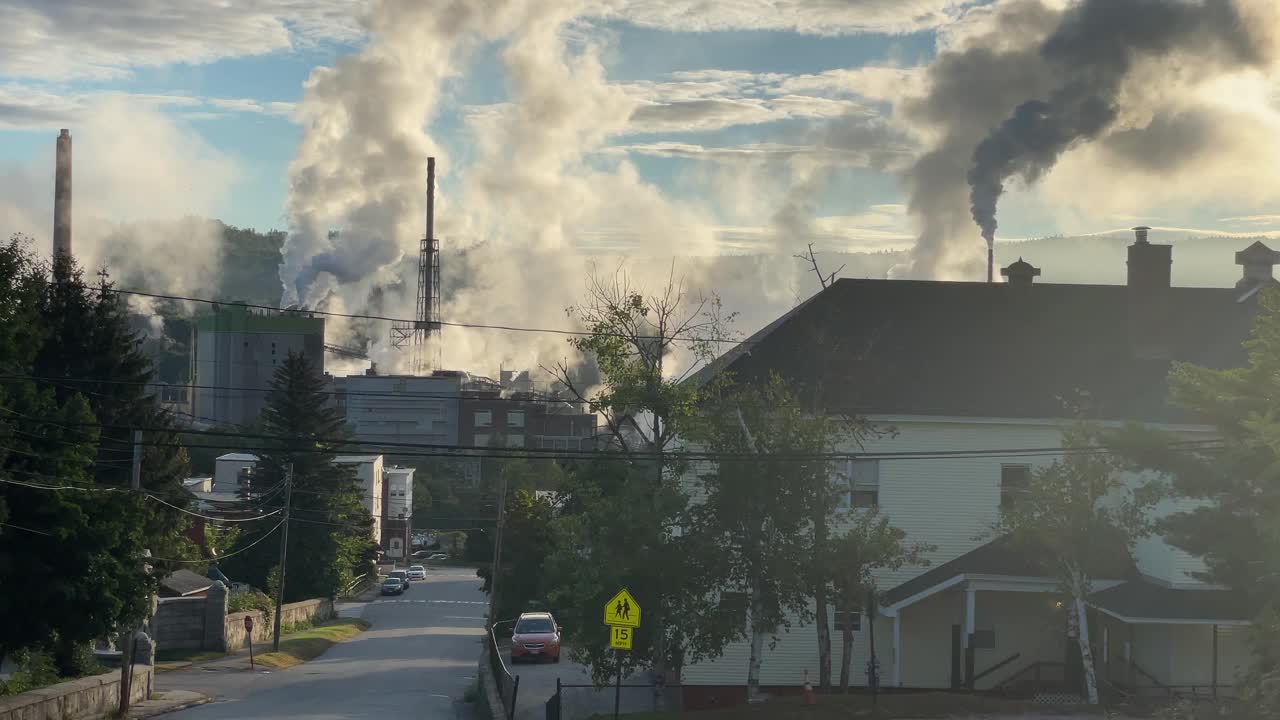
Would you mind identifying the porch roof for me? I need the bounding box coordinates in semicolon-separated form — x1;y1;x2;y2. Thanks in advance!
1089;579;1253;625
883;536;1050;609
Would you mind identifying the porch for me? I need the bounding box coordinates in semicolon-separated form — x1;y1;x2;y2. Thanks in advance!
1091;579;1253;700
881;536;1124;698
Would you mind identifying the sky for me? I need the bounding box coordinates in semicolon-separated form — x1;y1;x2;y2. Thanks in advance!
3;0;1280;374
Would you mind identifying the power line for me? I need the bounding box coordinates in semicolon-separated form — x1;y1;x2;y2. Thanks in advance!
151;517;287;564
0;373;598;407
148;493;283;523
107;287;746;345
0;522;52;536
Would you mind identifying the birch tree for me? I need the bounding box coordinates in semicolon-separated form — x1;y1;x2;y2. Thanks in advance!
682;374;843;697
995;424;1157;704
547;267;734;697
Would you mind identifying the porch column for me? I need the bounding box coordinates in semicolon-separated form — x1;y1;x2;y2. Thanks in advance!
893;614;903;687
963;585;976;688
1212;624;1219;698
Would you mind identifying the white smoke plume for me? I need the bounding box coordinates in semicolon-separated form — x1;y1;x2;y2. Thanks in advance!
284;0;728;378
0;97;235;301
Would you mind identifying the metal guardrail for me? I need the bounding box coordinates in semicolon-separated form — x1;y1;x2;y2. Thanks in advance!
340;573;368;596
489;620;520;720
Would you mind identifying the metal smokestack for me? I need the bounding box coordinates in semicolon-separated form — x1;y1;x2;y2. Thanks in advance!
53;129;72;259
987;241;994;283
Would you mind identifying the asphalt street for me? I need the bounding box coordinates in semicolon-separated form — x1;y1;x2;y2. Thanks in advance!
162;567;488;720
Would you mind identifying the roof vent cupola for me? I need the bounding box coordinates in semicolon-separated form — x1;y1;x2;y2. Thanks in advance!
1000;257;1041;287
1234;241;1280;290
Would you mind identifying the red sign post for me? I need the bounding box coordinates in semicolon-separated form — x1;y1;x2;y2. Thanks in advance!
245;615;255;670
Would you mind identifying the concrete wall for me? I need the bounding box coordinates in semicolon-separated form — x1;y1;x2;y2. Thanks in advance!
0;666;152;720
154;597;207;650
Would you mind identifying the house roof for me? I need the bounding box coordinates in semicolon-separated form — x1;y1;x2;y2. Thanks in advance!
335;455;382;463
160;569;214;597
1089;579;1254;624
216;453;259;462
882;535;1051;608
704;278;1257;422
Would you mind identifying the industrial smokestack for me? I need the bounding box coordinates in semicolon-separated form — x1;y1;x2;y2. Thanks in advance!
987;241;993;283
53;129;72;259
426;157;435;242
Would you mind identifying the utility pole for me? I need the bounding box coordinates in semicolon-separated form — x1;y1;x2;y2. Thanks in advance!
272;464;293;652
119;430;143;716
487;468;509;627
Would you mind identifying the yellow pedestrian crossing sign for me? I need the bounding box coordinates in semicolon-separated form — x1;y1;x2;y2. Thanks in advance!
603;589;641;628
610;626;633;650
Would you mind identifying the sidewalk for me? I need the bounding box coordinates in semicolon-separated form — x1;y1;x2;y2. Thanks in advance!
127;689;211;718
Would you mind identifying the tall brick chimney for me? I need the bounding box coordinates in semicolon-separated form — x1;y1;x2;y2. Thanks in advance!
53;129;72;259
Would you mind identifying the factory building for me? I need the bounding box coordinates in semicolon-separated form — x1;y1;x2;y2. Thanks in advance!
191;304;325;427
331;369;462;452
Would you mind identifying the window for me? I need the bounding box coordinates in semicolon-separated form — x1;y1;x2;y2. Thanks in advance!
506;434;525;448
474;433;490;448
833;610;861;632
850;459;880;508
1001;465;1031;508
508;411;525;428
718;591;748;624
474;410;492;427
973;629;996;649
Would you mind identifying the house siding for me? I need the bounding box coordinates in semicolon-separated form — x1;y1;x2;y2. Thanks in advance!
680;415;1222;689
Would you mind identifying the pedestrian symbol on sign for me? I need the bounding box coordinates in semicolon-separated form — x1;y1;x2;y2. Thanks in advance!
602;589;641;628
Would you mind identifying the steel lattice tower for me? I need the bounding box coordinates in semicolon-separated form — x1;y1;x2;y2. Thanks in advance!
390;157;442;373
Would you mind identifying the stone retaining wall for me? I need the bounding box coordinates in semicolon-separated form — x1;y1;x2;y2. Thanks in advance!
224;598;334;653
153;581;336;653
0;666;152;720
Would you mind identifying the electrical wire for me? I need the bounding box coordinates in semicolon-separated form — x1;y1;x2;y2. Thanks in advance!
0;373;598;407
147;493;283;523
0;522;53;536
107;287;746;346
150;517;287;563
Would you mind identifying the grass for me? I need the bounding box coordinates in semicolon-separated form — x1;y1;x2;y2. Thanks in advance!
598;692;1110;719
251;618;371;669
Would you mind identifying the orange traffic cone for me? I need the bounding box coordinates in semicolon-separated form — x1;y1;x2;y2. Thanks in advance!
803;669;816;705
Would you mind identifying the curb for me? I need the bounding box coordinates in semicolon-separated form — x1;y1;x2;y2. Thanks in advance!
129;694;213;718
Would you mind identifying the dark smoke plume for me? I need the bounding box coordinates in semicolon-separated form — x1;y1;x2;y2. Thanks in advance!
966;0;1269;250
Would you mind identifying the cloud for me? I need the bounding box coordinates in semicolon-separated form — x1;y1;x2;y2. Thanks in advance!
0;84;296;129
609;0;980;35
0;0;363;81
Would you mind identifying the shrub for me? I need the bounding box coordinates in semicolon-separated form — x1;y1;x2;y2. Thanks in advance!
0;649;59;696
228;589;274;624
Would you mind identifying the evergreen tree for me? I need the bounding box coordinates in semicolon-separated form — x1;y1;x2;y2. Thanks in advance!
0;236;161;674
1110;287;1280;715
224;351;375;600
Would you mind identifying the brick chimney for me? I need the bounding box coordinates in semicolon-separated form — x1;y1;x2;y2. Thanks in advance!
1126;226;1171;291
1126;227;1172;360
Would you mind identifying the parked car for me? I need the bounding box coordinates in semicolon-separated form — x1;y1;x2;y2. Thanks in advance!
428;553;449;561
381;577;404;595
510;612;561;663
411;550;432;560
407;565;427;581
389;569;410;589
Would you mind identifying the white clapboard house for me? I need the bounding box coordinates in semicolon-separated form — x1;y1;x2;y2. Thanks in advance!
677;230;1269;710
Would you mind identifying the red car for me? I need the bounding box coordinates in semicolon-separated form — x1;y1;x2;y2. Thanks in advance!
510;612;561;663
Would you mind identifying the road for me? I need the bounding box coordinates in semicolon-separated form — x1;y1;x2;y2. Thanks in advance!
163;567;488;720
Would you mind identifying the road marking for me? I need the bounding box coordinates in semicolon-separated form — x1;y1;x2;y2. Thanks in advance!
446;616;486;620
430;694;451;699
